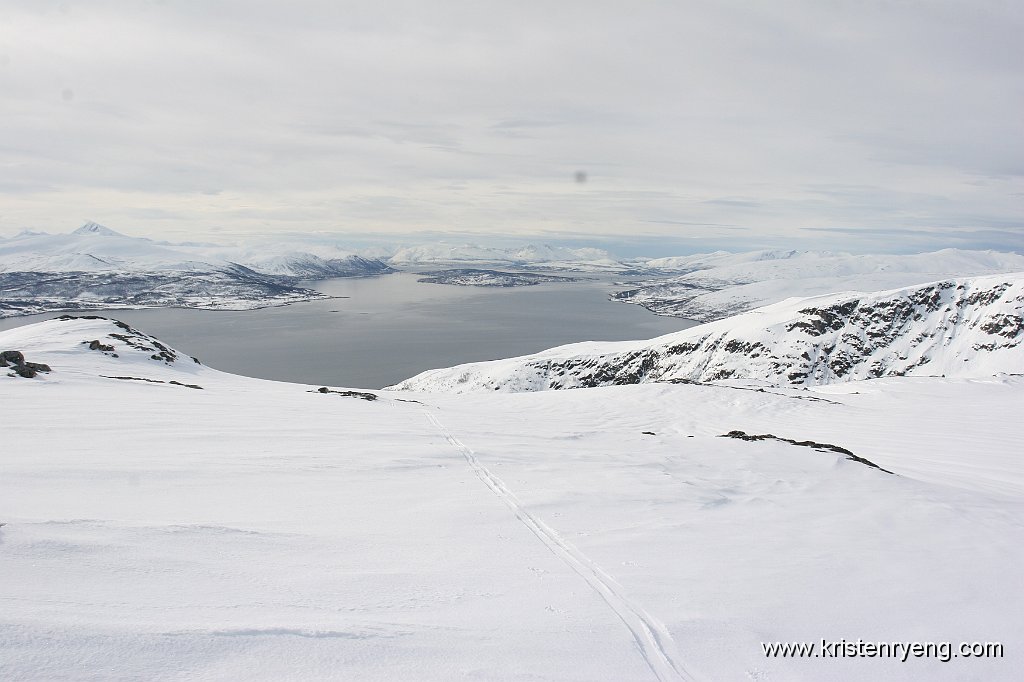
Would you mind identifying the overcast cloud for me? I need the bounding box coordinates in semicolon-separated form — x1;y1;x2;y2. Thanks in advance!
0;0;1021;254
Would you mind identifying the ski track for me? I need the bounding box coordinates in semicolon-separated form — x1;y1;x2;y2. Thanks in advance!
423;410;695;682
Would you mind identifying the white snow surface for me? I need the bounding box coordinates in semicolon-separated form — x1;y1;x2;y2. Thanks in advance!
386;242;622;270
1;315;1022;680
0;223;390;278
624;249;1024;321
394;274;1024;393
0;224;219;273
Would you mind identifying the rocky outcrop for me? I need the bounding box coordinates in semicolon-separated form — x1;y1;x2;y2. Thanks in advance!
59;315;197;365
719;430;894;474
2;349;52;378
313;387;378;401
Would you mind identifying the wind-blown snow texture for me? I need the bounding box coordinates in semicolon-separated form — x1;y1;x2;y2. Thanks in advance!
394;274;1024;392
1;315;1022;681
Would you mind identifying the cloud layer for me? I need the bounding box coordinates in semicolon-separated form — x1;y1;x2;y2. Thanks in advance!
1;0;1021;253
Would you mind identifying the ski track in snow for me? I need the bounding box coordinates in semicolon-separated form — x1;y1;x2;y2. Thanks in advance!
423;409;694;682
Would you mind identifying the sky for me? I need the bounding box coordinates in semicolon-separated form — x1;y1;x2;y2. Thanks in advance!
0;0;1021;256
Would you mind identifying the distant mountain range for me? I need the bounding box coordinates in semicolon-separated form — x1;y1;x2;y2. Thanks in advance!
0;222;393;279
0;223;393;318
617;248;1024;321
386;242;625;271
392;273;1024;392
5;224;1024;324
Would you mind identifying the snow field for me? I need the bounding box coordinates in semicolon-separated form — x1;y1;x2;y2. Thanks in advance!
1;316;1021;680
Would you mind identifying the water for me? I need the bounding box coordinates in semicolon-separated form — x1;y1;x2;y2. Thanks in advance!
0;273;698;388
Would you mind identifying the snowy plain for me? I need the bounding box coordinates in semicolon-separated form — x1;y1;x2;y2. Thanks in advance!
1;315;1022;681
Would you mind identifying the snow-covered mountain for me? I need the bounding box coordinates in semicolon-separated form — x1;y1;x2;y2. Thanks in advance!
393;274;1024;392
617;248;1024;321
386;242;624;271
417;268;580;287
0;223;392;318
228;252;392;279
0;222;218;273
0;223;393;278
1;315;1022;681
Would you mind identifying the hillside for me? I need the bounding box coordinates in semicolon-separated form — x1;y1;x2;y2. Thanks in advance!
1;315;1021;680
617;249;1024;321
393;274;1024;392
0;223;392;318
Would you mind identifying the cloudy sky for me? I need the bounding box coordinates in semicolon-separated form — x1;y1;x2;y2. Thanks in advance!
0;0;1021;255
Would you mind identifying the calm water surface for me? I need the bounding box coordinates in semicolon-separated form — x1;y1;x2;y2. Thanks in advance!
0;273;698;388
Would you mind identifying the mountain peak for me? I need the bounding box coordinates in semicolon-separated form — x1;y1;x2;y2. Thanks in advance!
73;222;123;237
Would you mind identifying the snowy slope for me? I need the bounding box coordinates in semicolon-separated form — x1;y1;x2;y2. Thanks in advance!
619;249;1024;321
229;252;392;279
1;316;1022;681
393;274;1024;392
0;222;219;273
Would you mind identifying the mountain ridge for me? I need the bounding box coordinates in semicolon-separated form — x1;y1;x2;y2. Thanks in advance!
392;273;1024;392
0;224;393;318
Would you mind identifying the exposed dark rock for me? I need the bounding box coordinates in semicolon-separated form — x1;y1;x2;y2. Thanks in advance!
87;339;115;352
723;340;765;355
109;328;177;363
314;387;378;401
100;375;203;389
719;430;894;474
2;265;340;319
665;341;702;355
2;350;52;378
980;314;1024;339
1;350;25;365
418;269;580;287
102;375;164;383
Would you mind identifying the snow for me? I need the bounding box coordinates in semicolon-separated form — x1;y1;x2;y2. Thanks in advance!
0;224;394;319
393;274;1024;393
0;224;219;273
0;223;391;279
386;242;622;270
72;221;127;237
1;315;1022;680
622;249;1024;320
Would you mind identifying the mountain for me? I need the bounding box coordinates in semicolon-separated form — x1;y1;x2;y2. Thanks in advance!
0;223;393;318
234;253;392;279
72;221;127;237
1;315;1021;680
617;248;1024;321
392;274;1024;392
0;222;393;278
386;242;624;271
0;222;216;273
